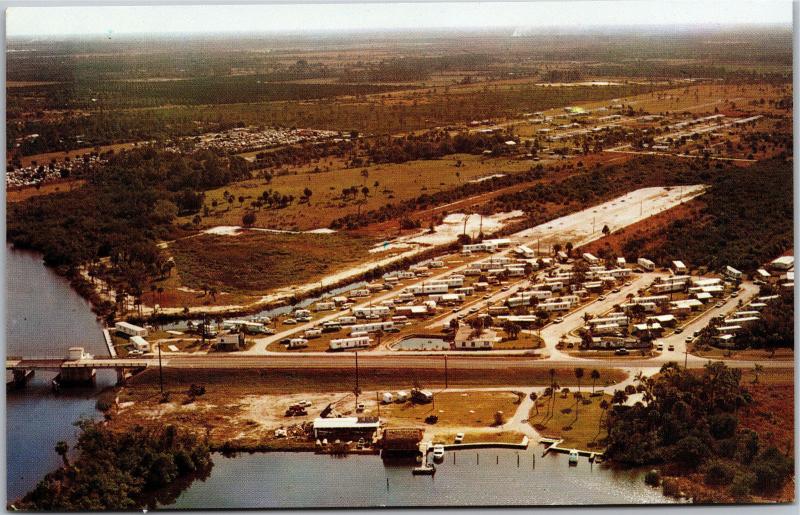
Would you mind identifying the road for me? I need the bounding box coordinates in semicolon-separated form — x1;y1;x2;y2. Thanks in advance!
150;353;789;370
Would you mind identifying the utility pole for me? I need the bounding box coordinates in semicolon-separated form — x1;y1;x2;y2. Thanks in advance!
158;340;164;395
684;345;689;369
444;355;448;389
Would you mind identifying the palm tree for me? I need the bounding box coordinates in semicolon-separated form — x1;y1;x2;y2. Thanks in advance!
611;389;628;407
55;441;70;468
590;369;600;394
574;368;584;396
594;399;610;443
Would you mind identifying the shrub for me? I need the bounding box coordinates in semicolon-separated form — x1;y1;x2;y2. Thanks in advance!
644;469;661;487
729;471;756;500
703;459;737;486
671;436;709;469
662;477;680;497
751;447;793;493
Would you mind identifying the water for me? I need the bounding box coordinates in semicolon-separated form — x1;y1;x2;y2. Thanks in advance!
5;247;111;502
392;336;450;351
6;247;107;358
166;450;674;508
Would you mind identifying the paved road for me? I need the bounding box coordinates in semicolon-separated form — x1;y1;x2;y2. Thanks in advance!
155;353;789;370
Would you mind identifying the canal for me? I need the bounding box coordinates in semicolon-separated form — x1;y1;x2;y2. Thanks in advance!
6;247;674;507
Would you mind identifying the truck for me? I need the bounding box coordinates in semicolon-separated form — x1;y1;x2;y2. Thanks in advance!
411;388;433;404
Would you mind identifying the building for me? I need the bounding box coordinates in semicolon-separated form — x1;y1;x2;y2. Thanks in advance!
115;321;148;338
215;331;245;351
382;428;424;456
313;417;380;440
129;335;150;352
769;255;794;271
637;257;656;271
671;260;688;274
725;265;743;280
330;336;371;350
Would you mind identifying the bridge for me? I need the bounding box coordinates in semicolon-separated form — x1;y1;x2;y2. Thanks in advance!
6;355;150;389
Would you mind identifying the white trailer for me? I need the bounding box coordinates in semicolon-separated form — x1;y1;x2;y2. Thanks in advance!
115;321;148;338
637;257;656;271
353;306;391;318
350;321;394;334
330;336;371;351
288;338;309;349
422;282;449;294
314;302;336;312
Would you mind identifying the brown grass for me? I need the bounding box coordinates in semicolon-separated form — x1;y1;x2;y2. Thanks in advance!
168;230;376;294
529;392;612;450
380;391;522;427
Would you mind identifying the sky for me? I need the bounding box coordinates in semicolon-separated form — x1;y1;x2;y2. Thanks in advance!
5;1;794;37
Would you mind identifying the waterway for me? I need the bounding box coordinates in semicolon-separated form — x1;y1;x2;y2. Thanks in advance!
5;248;674;507
5;247;112;502
166;450;674;508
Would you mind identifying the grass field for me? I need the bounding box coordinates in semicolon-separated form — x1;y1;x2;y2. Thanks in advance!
529;392;612;450
431;430;526;444
168;230;376;294
182;153;538;231
375;391;523;427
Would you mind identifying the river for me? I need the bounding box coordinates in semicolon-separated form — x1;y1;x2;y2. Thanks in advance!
5;248;673;507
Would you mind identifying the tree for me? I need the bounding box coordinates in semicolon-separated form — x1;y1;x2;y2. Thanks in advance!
574;368;584;396
590;369;600;394
602;224;610;236
55;441;70;469
242;212;257;227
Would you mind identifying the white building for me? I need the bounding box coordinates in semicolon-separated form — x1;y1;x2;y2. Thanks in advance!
115;321;148;338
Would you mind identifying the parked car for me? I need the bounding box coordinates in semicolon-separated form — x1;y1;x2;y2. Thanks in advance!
598;295;607;301
284;318;297;325
554;317;564;323
432;444;445;461
668;345;675;351
615;348;629;356
454;433;464;444
656;344;664;351
685;336;693;343
674;327;683;334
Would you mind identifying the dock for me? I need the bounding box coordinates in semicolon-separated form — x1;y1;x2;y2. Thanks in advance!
539;437;604;461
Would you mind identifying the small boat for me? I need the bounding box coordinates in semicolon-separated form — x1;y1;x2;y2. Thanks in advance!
568;449;579;466
412;464;436;475
432;444;445;462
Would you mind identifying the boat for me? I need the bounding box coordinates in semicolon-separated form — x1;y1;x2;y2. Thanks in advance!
412;464;436;475
568;449;579;466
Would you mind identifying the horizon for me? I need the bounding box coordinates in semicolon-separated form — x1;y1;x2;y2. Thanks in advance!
6;1;793;38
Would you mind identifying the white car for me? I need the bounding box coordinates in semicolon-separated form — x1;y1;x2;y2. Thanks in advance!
432;444;445;460
554;317;564;323
454;433;465;444
284;318;297;325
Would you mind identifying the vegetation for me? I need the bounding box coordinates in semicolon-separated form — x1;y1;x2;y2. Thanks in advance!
620;158;793;272
169;231;376;294
6;147;251;318
732;289;794;350
605;362;794;501
17;421;212;510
